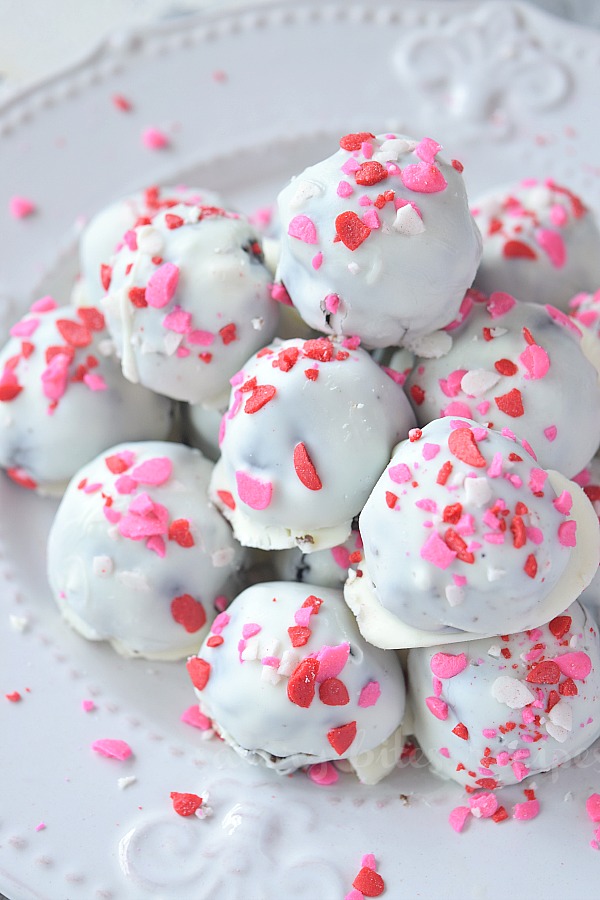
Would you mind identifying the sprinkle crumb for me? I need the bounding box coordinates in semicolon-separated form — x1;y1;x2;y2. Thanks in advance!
118;776;137;790
112;94;132;112
212;70;228;83
142;127;169;150
35;823;46;832
9;196;36;219
9;614;29;632
5;691;22;702
91;739;132;760
82;699;96;713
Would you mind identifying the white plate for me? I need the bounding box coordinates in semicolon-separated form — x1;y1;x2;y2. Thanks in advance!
2;2;600;898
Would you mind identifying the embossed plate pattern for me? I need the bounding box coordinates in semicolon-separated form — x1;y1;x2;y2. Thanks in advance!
1;2;600;898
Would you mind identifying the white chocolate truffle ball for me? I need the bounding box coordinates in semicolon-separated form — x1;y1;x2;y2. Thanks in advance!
103;204;279;405
0;298;172;494
187;581;406;783
276;132;482;349
209;336;416;552
407;601;600;789
405;291;600;477
574;456;600;610
472;179;600;311
79;184;223;306
347;418;599;648
47;441;245;660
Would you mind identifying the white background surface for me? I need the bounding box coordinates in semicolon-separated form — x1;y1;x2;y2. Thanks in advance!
0;0;599;91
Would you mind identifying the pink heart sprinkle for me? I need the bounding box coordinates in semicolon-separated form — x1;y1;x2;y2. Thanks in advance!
9;196;36;219
91;739;132;761
487;292;516;319
358;681;381;708
449;806;471;833
41;354;70;402
361;854;377;870
519;343;550;380
415;137;442;164
315;643;350;683
586;794;600;822
142;127;169;150
469;792;498;818
83;373;108;392
235;471;273;510
146;535;166;557
146;262;180;308
513;799;539;821
389;463;412;484
163;306;192;334
553;490;572;515
242;623;261;639
30;295;57;312
401;162;447;193
430;652;468;679
288;214;317;244
10;317;39;338
420;532;456;570
130;457;173;486
554;650;591;680
558;520;577;547
330;545;351;569
181;705;212;730
307;761;339;786
187;329;215;346
535;228;566;268
425;697;449;720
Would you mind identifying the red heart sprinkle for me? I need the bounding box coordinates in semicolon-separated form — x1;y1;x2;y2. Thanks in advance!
327;721;357;755
319;677;350;706
510;515;526;548
217;490;236;510
244;384;277;414
128;287;148;308
436;460;453;484
56;319;92;348
494;388;524;417
105;453;131;474
287;658;320;708
293;442;322;491
171;594;206;633
559;677;578;696
165;213;184;229
546;690;560;712
503;240;537;260
385;491;398;509
77;306;106;331
186;657;211;691
303;337;334;362
100;264;112;291
207;635;224;648
448;428;487;468
526;660;560;684
288;626;311;647
168;518;195;547
170;792;203;817
45;344;74;364
452;722;469;740
442;503;463;524
339;132;375;151
492;806;509;823
355;161;388;186
410;384;425;405
276;347;299;372
353;867;385;898
335;211;371;251
302;595;323;614
0;382;22;402
494;358;518;376
549;615;572;641
444;528;475;564
219;323;237;345
7;467;37;490
524;553;538;579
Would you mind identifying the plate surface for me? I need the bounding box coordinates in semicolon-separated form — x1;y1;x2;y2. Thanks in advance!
2;2;600;898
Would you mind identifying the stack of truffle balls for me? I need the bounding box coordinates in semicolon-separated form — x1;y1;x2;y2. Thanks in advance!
6;134;599;792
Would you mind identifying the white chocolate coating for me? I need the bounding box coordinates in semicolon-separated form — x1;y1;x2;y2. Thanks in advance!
350;418;599;646
0;300;172;494
103;204;279;405
79;184;223;307
47;441;246;660
209;336;416;551
405;291;600;477
276;133;482;349
188;581;406;780
407;601;600;789
472;179;600;312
